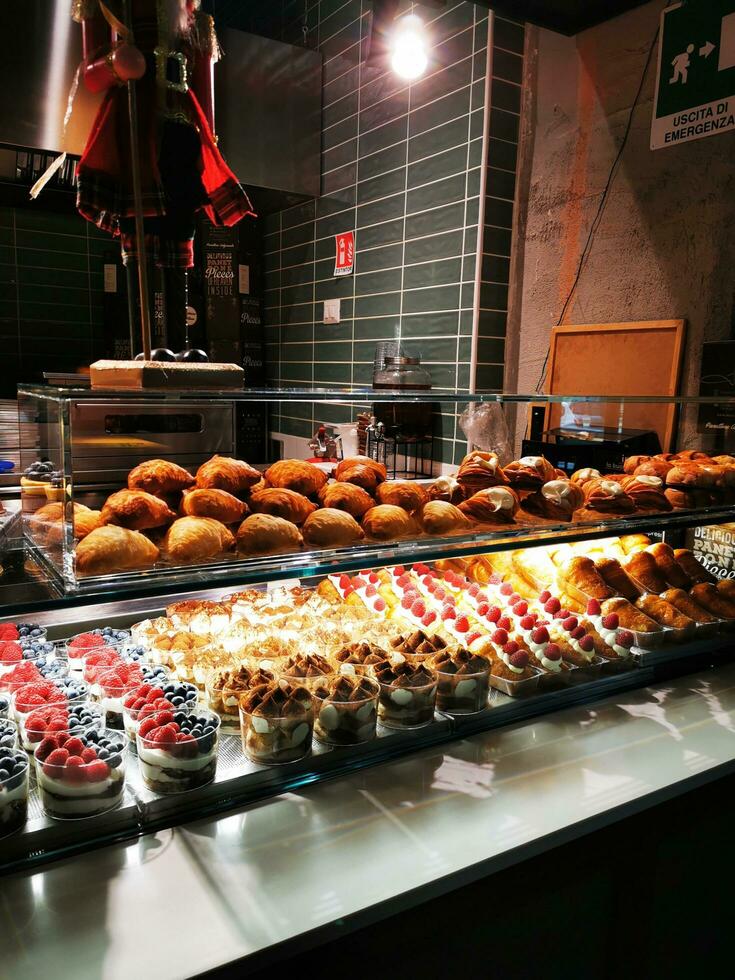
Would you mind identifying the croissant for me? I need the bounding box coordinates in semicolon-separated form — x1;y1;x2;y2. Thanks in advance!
427;475;465;505
522;479;584;521
32;502;103;541
594;557;640;601
570;468;601;486
623;455;650;475
673;548;718;585
559;556;614;602
236;513;304;555
334;456;387;493
689;582;735;619
503;455;557;489
660;588;719;624
456;451;508;495
317;482;374;519
623;551;668;594
362;504;417;540
600;597;661;633
249;487;318;525
181;488;249;524
420;500;472;535
618;475;671;511
582;478;635;513
645;542;691;589
264;459;328;497
634;595;695;633
101;489;176;531
76;525;159;575
634;458;674;480
195;455;261;495
302;508;364;548
375;480;428;513
457;486;519;523
163;517;235;563
127;459;194;497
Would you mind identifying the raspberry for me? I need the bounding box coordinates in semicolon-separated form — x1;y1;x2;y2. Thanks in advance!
35;736;58;761
508;594;521;606
586;599;601;616
81;747;98;763
601;614;619;630
343;586;355;598
25;709;52;735
486;606;502;624
139;717;158;738
571;625;586;640
64;736;85;756
497;616;512;632
175;732;198;758
46;748;69;766
70;633;106;650
468;583;480;597
531;626;549;644
154;710;175;727
413;563;430;576
509;650;529;669
65;756;86;783
421;575;434;588
477;602;490;618
442;605;456;621
392;566;405;576
488;574;502;586
423;610;437;626
539;590;551;603
374;598;386;612
454;615;470;633
365;584;377;597
544;597;561;614
492;628;509;645
368;572;379;584
396;574;411;589
579;635;595;652
47;719;71;734
411;599;426;618
153;724;179;745
0;641;22;663
434;588;446;602
544;643;561;661
617;630;634;649
563;617;579;632
519;615;536;630
86;760;111;782
400;595;414;610
0;624;19;640
559;609;570;619
503;641;519;655
499;583;513;596
351;577;366;590
513;601;529;616
466;631;482;645
338;574;351;590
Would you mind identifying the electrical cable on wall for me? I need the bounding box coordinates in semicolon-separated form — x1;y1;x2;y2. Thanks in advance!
534;20;662;394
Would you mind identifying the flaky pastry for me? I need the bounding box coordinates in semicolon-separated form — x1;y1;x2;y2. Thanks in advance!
375;480;428;513
236;513;303;555
76;525;159;575
181;488;249;524
163;517;235;562
127;459;194;497
302;508;364;548
264;459;328;497
195;455;261;495
101;489;176;530
249;486;318;525
334;456;387;493
318;482;374;519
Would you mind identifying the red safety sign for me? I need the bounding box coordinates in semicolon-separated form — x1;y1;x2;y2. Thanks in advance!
334;231;354;277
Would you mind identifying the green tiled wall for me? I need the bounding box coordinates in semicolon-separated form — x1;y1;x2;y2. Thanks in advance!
0;206;108;396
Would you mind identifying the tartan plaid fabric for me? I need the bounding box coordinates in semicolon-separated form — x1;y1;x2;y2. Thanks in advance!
119;230;194;268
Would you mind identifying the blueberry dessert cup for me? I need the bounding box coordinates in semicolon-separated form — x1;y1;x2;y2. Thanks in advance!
20;701;103;752
239;682;314;765
34;730;126;819
312;675;380;746
121;679;191;750
372;658;438;729
65;628;130;673
0;747;29;837
137;709;220;794
430;648;491;714
11;678;88;726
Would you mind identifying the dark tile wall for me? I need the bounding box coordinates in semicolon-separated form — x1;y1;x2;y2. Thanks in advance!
0;206;108;396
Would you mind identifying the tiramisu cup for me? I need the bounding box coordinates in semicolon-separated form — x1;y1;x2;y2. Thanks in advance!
388;630;449;665
206;665;276;730
313;675;380;746
0;748;29;837
373;658;437;729
331;641;388;676
239;681;314;765
431;648;491;714
280;652;335;691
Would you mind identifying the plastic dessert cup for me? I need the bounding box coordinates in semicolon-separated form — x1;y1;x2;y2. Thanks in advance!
121;682;187;752
34;731;126;820
137;710;220;794
434;666;490;715
377;677;437;730
313;678;380;746
0;748;29;837
65;629;130;673
19;702;104;753
0;693;9;719
11;678;88;725
488;668;542;698
239;697;314;766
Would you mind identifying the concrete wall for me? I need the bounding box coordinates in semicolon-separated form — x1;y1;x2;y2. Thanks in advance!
510;0;735;446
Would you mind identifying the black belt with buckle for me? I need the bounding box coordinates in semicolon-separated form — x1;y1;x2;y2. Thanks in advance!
153;46;188;93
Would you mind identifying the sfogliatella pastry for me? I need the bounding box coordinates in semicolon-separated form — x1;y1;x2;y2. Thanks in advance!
431;647;490;714
420;500;472;535
689;583;735;620
181;488;249;524
457;486;519;523
375;480;428;513
634;595;695;634
594;557;640;601
373;657;437;729
302;508;364;548
667;462;735;490
582;478;635;513
456;451;508;496
645;542;692;589
673;548;718;584
623;550;668;594
76;525;159;575
427;474;464;505
570;468;602;486
249;487;318;525
32;502;103;540
660;588;718;624
664;487;714;510
163;517;235;562
619;533;651;555
318;481;374;519
618;475;671;511
503;455;557;489
236;513;303;555
623;455;650;475
127;459;195;497
362;504;417;540
522;479;584;521
717;579;735;602
264;459;328;497
101;489;176;531
239;681;314;765
195;455;261;495
334;456;387;494
559;556;615;603
312;674;380;745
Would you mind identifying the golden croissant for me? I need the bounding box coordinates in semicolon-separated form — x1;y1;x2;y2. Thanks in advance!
195;455;261;495
334;456;387;493
264;459;328;497
249;487;318;525
302;508;364;547
420;500;472;534
236;513;304;555
318;481;374;518
375;480;428;512
361;504;416;540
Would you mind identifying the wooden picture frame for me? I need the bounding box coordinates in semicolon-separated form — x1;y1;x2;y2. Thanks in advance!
544;319;686;452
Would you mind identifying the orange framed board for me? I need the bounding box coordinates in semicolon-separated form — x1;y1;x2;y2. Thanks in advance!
545;319;686;451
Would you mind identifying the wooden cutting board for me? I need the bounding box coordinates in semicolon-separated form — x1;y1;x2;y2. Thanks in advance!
90;360;244;390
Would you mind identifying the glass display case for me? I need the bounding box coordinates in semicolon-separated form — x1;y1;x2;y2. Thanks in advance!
3;385;735;873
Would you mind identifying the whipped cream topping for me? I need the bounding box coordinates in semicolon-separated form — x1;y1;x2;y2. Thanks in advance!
575;467;600;482
498;650;525;674
599;480;623;496
539;653;562;672
542;480;574;510
632;475;662;487
588;617;633;657
519;456;543;468
485;487;516;511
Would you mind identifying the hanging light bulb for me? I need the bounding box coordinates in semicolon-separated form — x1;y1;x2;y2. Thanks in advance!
390;15;428;80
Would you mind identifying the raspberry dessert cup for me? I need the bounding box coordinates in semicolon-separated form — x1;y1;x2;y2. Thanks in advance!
0;748;30;837
34;730;126;819
137;709;220;794
19;701;104;753
65;628;130;673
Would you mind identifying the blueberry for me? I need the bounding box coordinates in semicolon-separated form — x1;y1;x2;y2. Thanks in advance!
107;754;122;769
0;768;9;781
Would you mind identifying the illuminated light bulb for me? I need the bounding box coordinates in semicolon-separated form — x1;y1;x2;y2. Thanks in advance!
390;15;428;80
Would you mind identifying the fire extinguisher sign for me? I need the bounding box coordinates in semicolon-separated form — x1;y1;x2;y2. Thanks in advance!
334;231;355;277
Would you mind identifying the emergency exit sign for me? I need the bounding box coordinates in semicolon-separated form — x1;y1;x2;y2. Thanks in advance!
651;0;735;149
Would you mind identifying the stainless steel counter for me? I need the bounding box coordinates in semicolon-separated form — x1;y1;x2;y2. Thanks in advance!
2;662;735;978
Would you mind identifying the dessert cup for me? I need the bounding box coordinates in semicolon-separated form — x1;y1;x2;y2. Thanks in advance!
377;676;437;729
19;701;104;753
0;748;29;837
239;683;314;765
488;668;542;698
280;652;335;692
0;693;9;719
205;666;275;732
434;665;490;714
137;709;220;794
121;678;188;751
35;730;126;820
11;677;88;725
313;676;380;746
65;628;130;673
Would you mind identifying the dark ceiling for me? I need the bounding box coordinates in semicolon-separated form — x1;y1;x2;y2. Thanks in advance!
472;0;652;35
